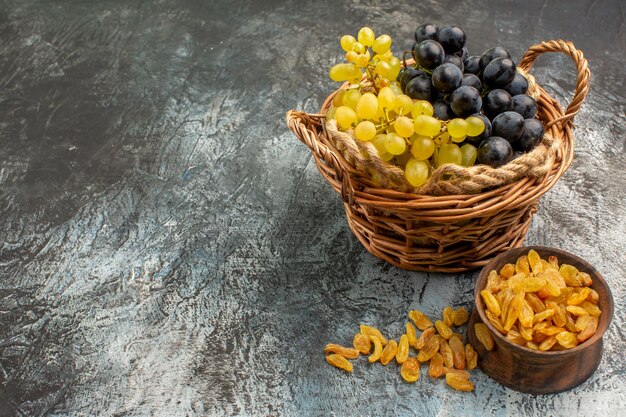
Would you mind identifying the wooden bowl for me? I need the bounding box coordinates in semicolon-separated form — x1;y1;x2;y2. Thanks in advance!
467;246;614;394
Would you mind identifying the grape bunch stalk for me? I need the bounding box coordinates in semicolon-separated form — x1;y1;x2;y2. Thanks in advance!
327;27;486;187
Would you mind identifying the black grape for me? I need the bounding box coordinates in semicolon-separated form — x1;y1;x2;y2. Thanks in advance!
432;63;463;93
477;137;513;167
436;25;466;53
515;119;544;152
405;75;433;100
455;47;469;61
511;95;537;119
444;54;464;71
461;74;482;90
483;57;516;88
400;67;427;91
432;100;456;121
414;40;445;70
483;89;513;119
466;113;492;143
491;111;525;142
504;73;529;96
415;23;439;43
463;56;481;75
479;47;511;71
450;85;482;117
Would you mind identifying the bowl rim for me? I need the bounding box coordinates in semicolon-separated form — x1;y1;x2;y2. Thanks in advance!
474;245;614;357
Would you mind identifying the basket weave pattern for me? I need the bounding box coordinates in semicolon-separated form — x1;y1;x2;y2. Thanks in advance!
287;40;589;272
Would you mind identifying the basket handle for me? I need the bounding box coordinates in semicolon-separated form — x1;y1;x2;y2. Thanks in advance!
286;110;355;204
518;40;590;127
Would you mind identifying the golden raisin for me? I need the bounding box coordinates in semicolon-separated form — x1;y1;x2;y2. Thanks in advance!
453;307;469;326
500;263;515;278
417;333;440;362
526;341;539;350
527;249;543;274
504;292;525;332
465;344;477;370
360;325;388;346
505;329;526;345
566;305;590;316
415;326;436;350
578;272;593;287
518;301;534;328
587;288;600;303
442;306;455;327
396;334;409;364
500;289;515;326
533;308;555;324
324;343;359;359
559;264;580;286
567;287;591;306
577;316;598;342
353;333;371;355
368;336;383;363
474;323;494;351
580;301;601;317
486;310;506;334
548;255;559;269
380;340;398;365
575;315;595;332
445;372;474;391
449;335;466;370
519;326;533;341
480;290;501;317
538;326;566;336
409;309;433;330
439;338;454;368
400;357;420;382
525;292;547;313
538;335;557;351
546;301;567;328
429;352;445;378
435;320;453;339
326;354;353;372
556;331;579;349
486;270;503;293
515;255;530;275
406;322;419;349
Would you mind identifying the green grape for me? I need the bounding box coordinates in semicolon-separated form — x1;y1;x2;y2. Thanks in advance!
389;83;403;96
343;89;362;109
378;87;395;110
447;118;468;140
326;106;337;121
411;100;434;118
372;34;392;54
346;50;358;63
335;106;358;130
394;116;414;138
356;92;378;120
356;52;370;68
410;136;436;160
357;27;375;46
375;61;392;79
450;135;466;143
393;94;413;115
384;132;407;155
405;159;430;187
438;131;451;144
375;50;393;62
372;134;394;161
387;57;402;81
340;35;356;52
351;42;366;54
437;144;462;167
348;70;363;84
460;143;478;167
380;152;394;162
329;63;359;82
332;90;345;107
355;121;377;141
413;115;441;137
466;116;486;136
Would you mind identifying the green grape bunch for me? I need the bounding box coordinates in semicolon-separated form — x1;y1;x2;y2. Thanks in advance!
326;27;485;188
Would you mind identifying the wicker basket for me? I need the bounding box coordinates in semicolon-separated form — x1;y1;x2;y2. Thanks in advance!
286;40;589;272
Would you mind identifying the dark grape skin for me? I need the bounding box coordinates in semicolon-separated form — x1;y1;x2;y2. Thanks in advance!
432;63;463;93
444;54;464;71
461;73;482;90
455;47;469;61
466;113;492;143
477;136;513;167
504;73;530;96
450;85;482;117
436;25;466;53
479;47;511;70
414;23;439;43
515;119;545;152
491;111;525;142
414;40;445;70
512;150;525;159
512;95;537;119
483;57;517;88
463;56;481;75
432;100;456;121
400;67;426;91
405;75;433;100
483;89;513;119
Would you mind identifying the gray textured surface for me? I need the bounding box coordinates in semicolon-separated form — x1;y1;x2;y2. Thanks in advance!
0;0;625;415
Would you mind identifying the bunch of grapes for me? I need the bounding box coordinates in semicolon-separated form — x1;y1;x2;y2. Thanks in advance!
402;24;545;168
326;27;486;187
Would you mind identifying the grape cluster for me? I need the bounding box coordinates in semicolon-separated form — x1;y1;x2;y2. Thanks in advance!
327;27;486;187
401;24;545;168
